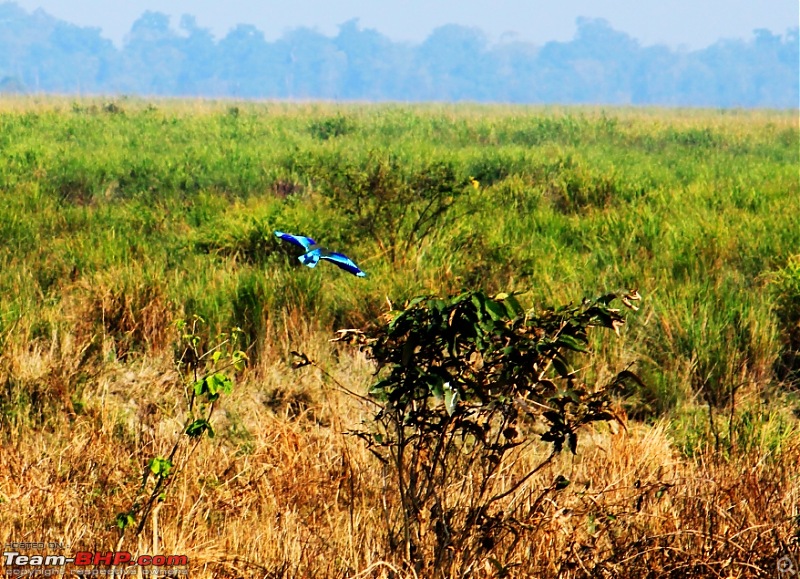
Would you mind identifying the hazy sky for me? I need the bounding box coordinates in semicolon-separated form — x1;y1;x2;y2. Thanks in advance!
12;0;799;48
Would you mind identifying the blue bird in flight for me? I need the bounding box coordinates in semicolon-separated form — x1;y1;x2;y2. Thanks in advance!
274;231;367;277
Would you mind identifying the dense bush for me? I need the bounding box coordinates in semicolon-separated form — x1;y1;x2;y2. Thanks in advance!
349;289;641;575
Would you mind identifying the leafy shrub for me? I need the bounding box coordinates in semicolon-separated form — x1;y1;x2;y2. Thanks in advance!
309;114;354;140
194;217;277;265
116;316;247;539
307;151;469;263
349;288;642;576
545;156;618;213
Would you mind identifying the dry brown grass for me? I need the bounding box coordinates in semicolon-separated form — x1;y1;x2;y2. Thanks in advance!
0;314;798;579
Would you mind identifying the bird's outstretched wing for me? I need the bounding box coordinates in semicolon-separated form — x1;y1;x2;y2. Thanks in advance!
274;231;317;252
319;251;367;277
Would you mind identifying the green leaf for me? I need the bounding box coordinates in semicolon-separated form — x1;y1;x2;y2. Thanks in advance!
554;474;571;490
388;310;408;330
233;350;248;371
115;512;135;530
444;382;460;416
202;373;232;401
557;334;588;353
503;294;525;318
148;457;173;477
185;419;213;438
470;293;486;315
406;296;426;309
207;373;224;394
428;375;445;399
193;377;207;396
485;299;507;321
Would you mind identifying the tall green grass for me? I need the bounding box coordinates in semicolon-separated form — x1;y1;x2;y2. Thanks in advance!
0;98;797;421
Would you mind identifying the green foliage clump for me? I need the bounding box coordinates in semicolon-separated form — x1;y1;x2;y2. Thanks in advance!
352;289;642;576
308;114;355;140
297;149;470;263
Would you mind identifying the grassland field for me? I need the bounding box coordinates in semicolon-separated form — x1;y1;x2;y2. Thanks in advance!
0;97;798;578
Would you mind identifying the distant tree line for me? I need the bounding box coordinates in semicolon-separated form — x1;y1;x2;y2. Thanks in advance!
0;2;797;107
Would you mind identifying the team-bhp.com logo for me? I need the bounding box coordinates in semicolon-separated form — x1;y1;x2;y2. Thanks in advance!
4;551;188;575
